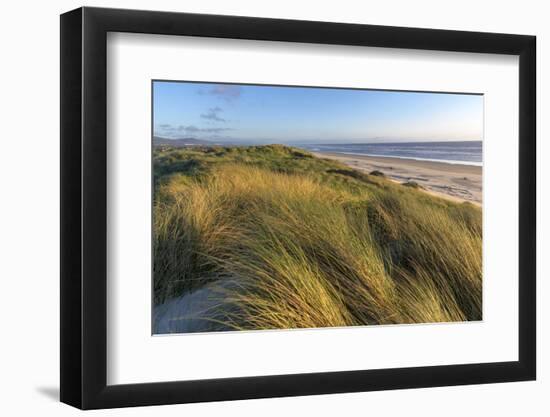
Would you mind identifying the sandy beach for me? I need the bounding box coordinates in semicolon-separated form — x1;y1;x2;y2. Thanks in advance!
315;152;482;205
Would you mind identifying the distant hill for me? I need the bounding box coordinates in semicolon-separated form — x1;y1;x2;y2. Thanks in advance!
153;136;214;147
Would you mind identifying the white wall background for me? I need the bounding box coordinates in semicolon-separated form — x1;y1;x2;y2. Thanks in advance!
0;0;546;415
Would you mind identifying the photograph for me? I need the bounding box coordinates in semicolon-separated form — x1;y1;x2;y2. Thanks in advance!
152;81;483;335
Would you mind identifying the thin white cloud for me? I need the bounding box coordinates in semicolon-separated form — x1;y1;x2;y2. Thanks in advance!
200;107;227;122
155;123;233;138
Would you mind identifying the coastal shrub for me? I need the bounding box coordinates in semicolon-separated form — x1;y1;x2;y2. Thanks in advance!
403;180;421;189
370;170;385;177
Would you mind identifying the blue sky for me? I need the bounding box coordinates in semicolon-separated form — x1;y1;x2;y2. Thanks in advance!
153;81;483;144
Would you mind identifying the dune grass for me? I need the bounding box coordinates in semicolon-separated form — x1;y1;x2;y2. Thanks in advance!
153;145;482;332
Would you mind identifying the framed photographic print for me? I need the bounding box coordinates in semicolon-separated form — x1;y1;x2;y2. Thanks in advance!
60;7;536;409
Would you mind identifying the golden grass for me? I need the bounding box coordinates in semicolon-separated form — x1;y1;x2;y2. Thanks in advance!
154;161;482;331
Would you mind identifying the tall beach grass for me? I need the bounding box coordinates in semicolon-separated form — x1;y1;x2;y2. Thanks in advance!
153;145;482;332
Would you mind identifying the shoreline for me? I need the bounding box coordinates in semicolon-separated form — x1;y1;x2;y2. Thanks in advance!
314;152;482;205
332;152;482;167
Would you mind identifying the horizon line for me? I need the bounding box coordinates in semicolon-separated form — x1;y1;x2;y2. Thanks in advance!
153;136;482;144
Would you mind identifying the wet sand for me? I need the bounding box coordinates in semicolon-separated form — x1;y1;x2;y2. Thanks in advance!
315;152;482;205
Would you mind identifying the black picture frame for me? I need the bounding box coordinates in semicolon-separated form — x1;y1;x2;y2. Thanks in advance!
60;6;536;410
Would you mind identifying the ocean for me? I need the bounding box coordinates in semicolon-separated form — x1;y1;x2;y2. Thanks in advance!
298;141;482;166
